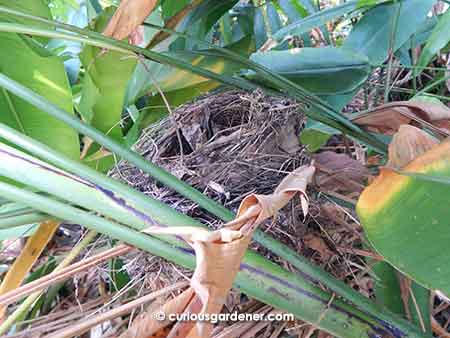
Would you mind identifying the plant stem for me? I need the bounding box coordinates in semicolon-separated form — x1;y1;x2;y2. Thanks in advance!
384;0;401;103
0;181;430;338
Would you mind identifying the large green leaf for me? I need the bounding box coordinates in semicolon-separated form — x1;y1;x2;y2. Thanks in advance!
0;0;51;36
395;17;438;67
371;259;431;332
272;0;386;42
250;47;371;95
161;0;190;19
357;141;450;296
0;33;79;158
253;6;267;49
415;9;450;76
344;0;435;65
79;7;137;141
126;35;255;105
169;0;239;50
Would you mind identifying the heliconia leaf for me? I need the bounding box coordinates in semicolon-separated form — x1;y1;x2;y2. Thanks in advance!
344;0;435;65
250;47;370;95
415;9;450;76
357;135;450;297
80;8;137;143
148;0;203;49
272;0;370;41
0;21;79;159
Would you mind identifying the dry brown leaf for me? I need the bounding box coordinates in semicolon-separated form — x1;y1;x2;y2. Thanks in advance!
313;151;369;193
303;234;332;261
122;165;315;338
387;125;439;168
103;0;158;41
352;101;450;135
120;288;195;338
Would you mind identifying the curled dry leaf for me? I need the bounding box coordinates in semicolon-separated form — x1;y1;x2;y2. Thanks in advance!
103;0;158;41
352;101;450;136
387;125;439;168
121;165;315;338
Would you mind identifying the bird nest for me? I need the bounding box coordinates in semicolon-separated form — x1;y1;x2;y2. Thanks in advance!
109;89;367;293
111;89;309;228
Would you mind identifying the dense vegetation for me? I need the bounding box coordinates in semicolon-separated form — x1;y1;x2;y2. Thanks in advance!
0;0;449;337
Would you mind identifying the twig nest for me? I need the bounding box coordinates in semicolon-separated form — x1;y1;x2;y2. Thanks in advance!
111;90;310;216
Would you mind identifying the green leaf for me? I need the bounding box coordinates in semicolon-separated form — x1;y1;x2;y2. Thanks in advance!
266;2;282;34
344;0;435;65
372;260;431;332
126;35;255;105
272;0;383;42
357;141;450;297
416;9;450;76
0;0;51;43
79;7;137;141
372;261;404;314
250;47;371;95
161;0;190;19
0;33;79;159
395;17;437;67
299;129;330;152
0;224;37;240
279;0;307;21
254;7;267;49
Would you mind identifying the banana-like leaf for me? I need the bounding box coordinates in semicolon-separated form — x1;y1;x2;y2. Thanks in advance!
79;7;137;141
357;140;450;296
272;0;387;42
126;35;255;105
344;0;435;65
416;9;450;76
0;0;51;43
250;47;371;95
0;32;79;158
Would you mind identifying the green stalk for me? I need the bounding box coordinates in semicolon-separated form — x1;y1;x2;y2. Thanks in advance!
0;213;50;229
0;181;428;338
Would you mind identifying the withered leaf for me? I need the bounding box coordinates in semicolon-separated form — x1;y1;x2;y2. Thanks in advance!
103;0;158;41
313;151;369;193
352;101;450;136
122;165;315;338
387;125;439;168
